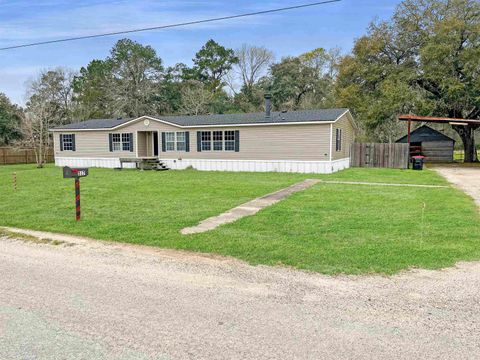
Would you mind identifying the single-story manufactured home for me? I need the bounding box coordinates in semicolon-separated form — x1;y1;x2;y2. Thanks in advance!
396;125;455;163
50;102;357;174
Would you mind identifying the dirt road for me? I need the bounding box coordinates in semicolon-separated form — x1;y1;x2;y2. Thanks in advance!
1;230;479;359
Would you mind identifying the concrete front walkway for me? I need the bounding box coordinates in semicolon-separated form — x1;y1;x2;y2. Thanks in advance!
181;179;320;234
180;178;450;235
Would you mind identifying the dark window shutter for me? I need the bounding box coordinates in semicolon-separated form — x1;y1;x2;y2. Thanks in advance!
335;129;339;151
335;129;337;151
60;134;64;151
129;133;134;152
161;132;166;152
185;132;190;152
109;134;113;152
71;134;76;151
197;131;202;152
234;130;240;152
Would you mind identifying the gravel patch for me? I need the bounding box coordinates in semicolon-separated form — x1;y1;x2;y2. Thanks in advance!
434;166;480;208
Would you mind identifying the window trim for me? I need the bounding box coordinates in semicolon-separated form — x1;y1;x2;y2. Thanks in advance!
200;131;212;152
110;133;131;152
60;134;74;151
197;130;238;152
112;133;122;151
176;132;186;151
224;131;236;152
213;131;223;151
165;132;175;151
121;133;131;151
163;131;187;152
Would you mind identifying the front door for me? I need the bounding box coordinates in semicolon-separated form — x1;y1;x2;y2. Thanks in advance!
153;132;159;156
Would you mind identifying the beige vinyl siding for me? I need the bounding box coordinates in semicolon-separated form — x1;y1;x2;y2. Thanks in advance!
55;131;129;157
137;132;148;157
331;113;356;160
55;120;332;161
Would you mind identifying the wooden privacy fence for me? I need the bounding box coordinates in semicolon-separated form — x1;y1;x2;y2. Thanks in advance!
350;143;409;169
0;147;54;165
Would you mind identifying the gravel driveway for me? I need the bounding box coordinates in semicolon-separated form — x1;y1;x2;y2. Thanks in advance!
434;166;480;208
1;230;479;360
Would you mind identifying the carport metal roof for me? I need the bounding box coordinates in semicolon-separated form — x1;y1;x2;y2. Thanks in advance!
398;115;480;125
398;114;480;145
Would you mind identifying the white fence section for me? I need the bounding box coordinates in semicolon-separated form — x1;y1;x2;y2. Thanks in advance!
55;157;350;174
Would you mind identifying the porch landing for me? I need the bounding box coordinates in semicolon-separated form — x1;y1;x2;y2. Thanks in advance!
119;157;169;171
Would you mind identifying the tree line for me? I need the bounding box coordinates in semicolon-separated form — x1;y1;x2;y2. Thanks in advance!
0;0;478;164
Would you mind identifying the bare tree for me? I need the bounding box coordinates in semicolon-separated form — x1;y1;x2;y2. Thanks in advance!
26;67;75;124
16;109;51;168
223;71;240;95
19;68;75;168
179;80;213;116
235;44;274;92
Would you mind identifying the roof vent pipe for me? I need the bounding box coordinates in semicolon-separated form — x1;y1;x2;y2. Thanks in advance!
264;94;272;118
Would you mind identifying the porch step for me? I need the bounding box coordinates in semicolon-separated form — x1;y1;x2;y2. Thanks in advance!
141;158;169;171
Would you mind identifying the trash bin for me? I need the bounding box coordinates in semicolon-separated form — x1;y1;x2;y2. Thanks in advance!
411;156;425;170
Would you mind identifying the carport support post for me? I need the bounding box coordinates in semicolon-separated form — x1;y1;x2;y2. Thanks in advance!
407;120;411;169
75;178;81;221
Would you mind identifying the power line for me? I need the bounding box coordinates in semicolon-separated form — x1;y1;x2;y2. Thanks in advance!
0;0;341;51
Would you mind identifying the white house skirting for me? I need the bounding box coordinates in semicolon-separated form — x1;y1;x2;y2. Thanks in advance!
55;157;136;169
55;157;350;174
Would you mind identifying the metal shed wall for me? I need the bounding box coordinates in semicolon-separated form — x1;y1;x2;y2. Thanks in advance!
421;140;455;163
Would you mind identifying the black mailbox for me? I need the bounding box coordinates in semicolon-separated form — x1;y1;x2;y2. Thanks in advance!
63;166;89;179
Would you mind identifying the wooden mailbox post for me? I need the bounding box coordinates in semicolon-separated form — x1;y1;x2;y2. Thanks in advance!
63;166;89;221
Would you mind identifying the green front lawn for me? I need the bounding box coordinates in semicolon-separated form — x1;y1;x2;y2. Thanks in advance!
1;164;479;274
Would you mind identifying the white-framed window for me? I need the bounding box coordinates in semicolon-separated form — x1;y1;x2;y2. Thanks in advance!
213;131;223;151
176;132;186;151
164;131;187;151
122;133;131;151
110;133;132;152
112;133;121;151
61;134;74;151
201;131;211;151
165;132;175;151
335;128;342;151
224;131;235;151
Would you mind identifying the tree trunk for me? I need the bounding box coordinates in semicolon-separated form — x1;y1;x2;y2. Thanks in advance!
37;124;44;168
452;124;479;163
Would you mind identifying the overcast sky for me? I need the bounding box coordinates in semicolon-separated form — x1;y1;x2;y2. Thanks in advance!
0;0;401;105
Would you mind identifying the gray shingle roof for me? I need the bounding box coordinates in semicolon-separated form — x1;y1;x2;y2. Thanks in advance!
396;125;455;143
52;118;134;130
51;109;349;130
